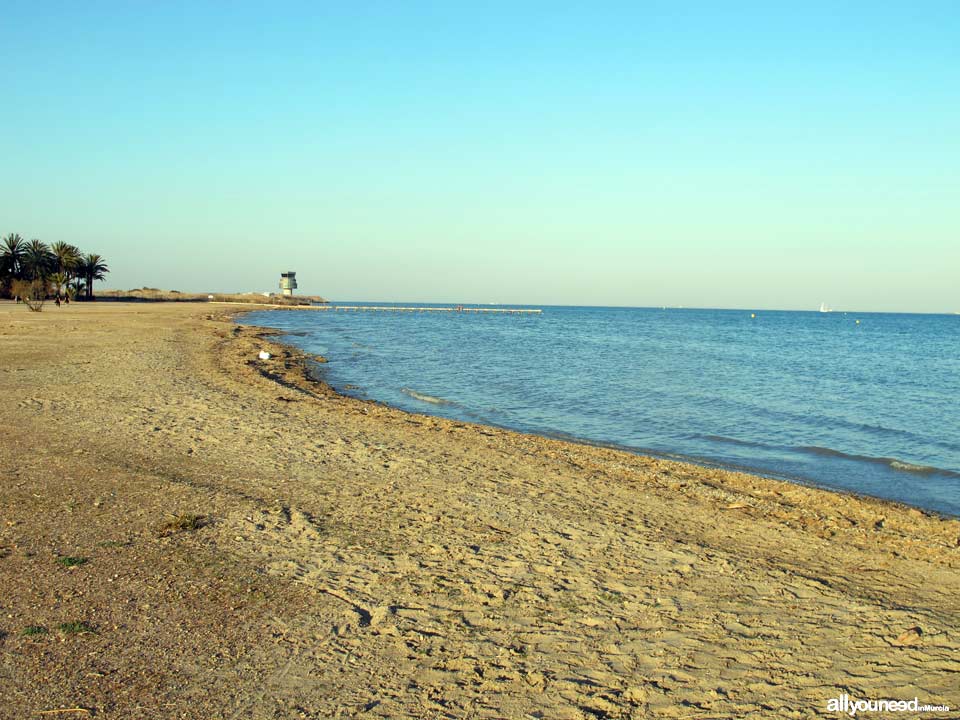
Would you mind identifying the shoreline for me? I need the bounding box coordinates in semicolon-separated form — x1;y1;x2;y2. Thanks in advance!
244;307;960;522
2;301;958;717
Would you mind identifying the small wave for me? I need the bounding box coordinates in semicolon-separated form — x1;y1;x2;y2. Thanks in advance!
699;434;774;450
801;445;864;460
401;388;453;406
798;446;960;478
889;460;941;475
698;395;960;454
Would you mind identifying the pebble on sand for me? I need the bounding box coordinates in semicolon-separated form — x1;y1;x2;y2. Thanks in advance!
894;626;923;646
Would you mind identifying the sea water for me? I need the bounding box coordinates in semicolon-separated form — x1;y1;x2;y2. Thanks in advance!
241;306;960;516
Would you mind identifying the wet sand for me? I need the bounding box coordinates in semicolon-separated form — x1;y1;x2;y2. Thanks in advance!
1;301;958;718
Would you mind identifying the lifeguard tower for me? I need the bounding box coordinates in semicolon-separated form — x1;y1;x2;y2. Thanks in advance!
279;271;298;296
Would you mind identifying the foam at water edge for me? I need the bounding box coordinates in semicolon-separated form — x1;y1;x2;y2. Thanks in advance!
401;388;453;406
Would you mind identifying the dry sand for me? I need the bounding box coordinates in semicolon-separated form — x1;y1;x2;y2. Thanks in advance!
1;301;957;719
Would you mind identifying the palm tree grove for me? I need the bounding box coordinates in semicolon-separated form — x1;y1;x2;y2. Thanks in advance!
1;233;109;310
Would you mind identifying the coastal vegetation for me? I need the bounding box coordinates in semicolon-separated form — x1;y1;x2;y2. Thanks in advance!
3;236;328;308
1;233;109;309
58;621;97;635
56;556;88;568
157;513;207;537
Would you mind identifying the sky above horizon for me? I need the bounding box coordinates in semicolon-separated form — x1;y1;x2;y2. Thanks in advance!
1;2;957;312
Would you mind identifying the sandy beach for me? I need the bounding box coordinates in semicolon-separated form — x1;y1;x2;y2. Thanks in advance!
1;301;957;719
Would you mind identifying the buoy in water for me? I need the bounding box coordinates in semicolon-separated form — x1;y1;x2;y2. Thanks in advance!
855;319;860;325
751;313;756;319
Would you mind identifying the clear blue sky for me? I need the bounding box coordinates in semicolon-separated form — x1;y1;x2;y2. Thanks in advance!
2;1;957;311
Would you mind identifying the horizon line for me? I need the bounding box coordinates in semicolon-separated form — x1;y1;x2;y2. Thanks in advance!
99;288;958;316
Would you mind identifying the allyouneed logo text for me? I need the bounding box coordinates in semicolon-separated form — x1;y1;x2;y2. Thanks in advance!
827;694;951;716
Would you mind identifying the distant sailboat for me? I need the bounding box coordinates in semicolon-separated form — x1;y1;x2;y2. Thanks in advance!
819;302;832;313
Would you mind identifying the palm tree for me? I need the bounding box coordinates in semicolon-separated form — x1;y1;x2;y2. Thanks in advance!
1;233;25;280
79;253;109;299
22;239;54;281
49;272;68;299
50;241;82;286
68;278;84;300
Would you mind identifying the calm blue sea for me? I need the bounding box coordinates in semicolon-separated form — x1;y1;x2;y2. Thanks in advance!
241;305;960;516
